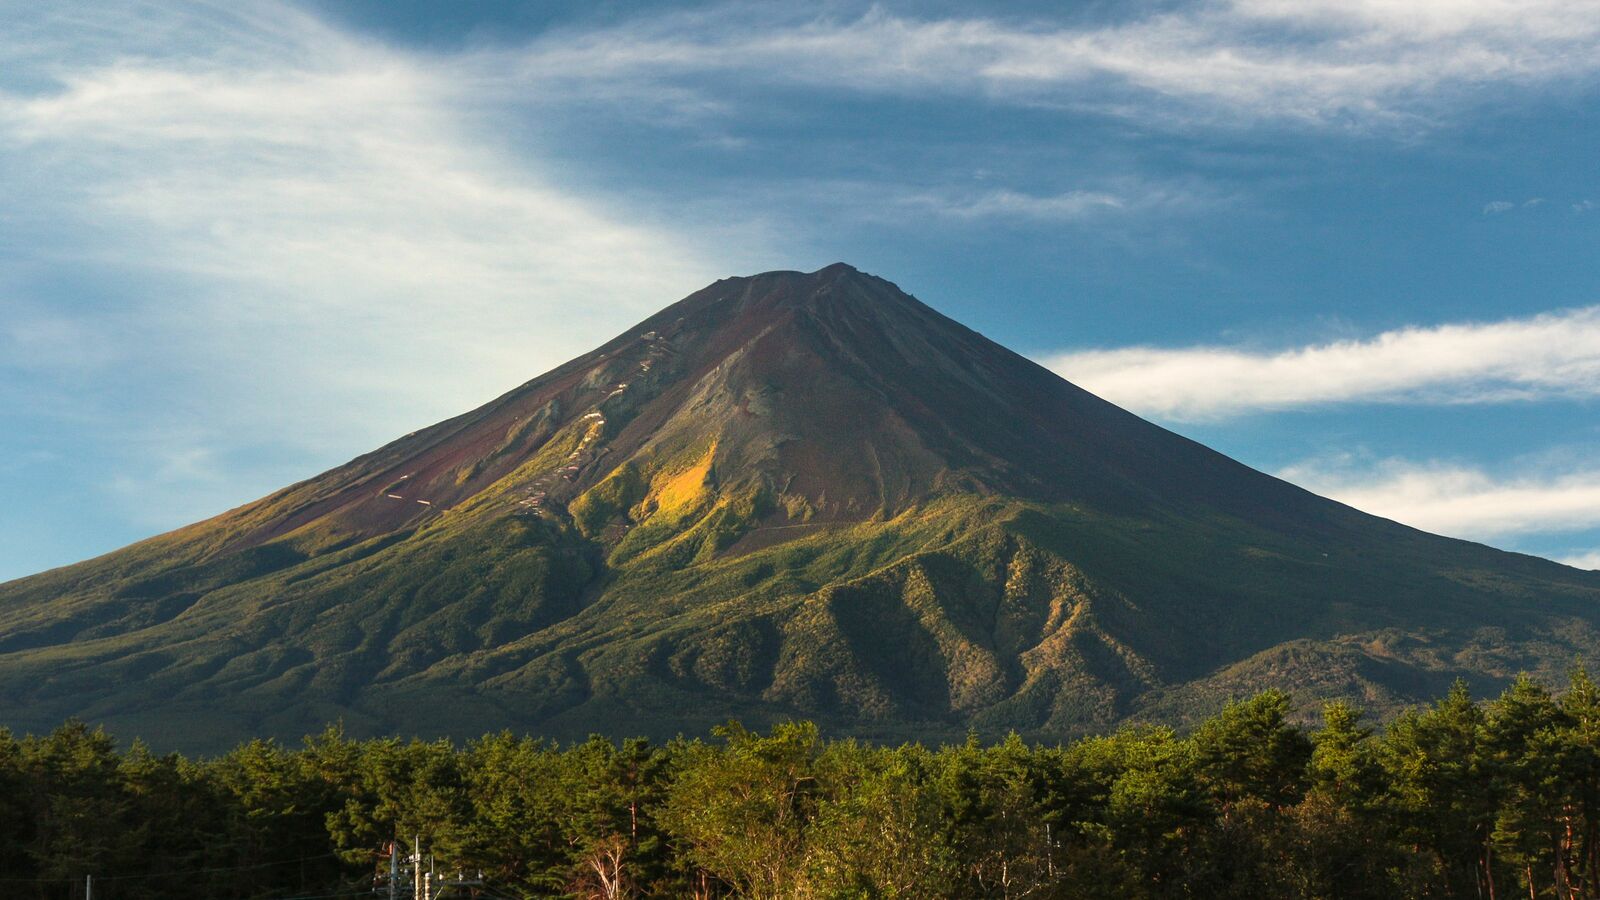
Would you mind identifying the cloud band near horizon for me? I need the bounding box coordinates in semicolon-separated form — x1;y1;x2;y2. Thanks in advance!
1046;306;1600;420
1275;455;1600;570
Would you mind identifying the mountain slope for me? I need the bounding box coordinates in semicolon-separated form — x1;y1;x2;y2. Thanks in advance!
3;264;1599;750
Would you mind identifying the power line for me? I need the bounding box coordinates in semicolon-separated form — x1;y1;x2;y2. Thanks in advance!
0;851;345;884
473;877;541;900
386;836;494;900
273;888;379;900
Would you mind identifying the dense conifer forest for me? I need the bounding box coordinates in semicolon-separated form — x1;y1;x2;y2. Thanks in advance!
7;672;1600;898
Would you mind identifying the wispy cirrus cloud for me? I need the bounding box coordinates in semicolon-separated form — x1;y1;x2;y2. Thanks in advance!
0;1;756;539
915;189;1127;221
515;0;1600;128
1047;306;1600;420
852;179;1210;224
1278;454;1600;556
0;6;726;412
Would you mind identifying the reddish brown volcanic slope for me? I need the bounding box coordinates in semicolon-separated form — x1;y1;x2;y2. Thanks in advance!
2;264;1598;752
225;263;1324;550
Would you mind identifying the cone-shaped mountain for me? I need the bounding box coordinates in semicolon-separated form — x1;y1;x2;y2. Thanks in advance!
3;264;1598;750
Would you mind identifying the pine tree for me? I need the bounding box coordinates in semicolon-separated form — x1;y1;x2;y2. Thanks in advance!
1380;680;1496;897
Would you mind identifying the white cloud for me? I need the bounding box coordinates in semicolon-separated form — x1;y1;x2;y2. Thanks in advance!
920;189;1127;220
874;181;1209;223
515;0;1600;128
1279;455;1600;542
105;433;232;529
1483;200;1514;214
0;2;757;522
1046;306;1600;420
1561;551;1600;570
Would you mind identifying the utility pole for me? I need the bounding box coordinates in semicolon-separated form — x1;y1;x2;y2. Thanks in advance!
84;874;92;900
390;834;469;900
443;870;487;894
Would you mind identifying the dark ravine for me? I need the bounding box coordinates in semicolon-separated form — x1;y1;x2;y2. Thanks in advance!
2;263;1598;752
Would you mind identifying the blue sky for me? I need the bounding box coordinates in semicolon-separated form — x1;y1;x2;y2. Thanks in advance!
3;0;1600;581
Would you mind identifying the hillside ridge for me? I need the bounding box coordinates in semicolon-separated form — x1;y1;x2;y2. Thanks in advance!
2;264;1598;752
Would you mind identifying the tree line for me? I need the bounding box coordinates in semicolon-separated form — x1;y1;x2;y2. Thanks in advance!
6;672;1600;898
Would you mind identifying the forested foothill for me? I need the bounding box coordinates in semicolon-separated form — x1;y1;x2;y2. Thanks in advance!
7;673;1600;898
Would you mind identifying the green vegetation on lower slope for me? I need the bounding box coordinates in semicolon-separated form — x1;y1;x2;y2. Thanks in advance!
7;674;1600;898
401;490;1600;747
3;479;1600;753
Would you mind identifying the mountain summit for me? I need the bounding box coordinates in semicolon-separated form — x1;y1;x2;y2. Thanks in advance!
3;266;1598;749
